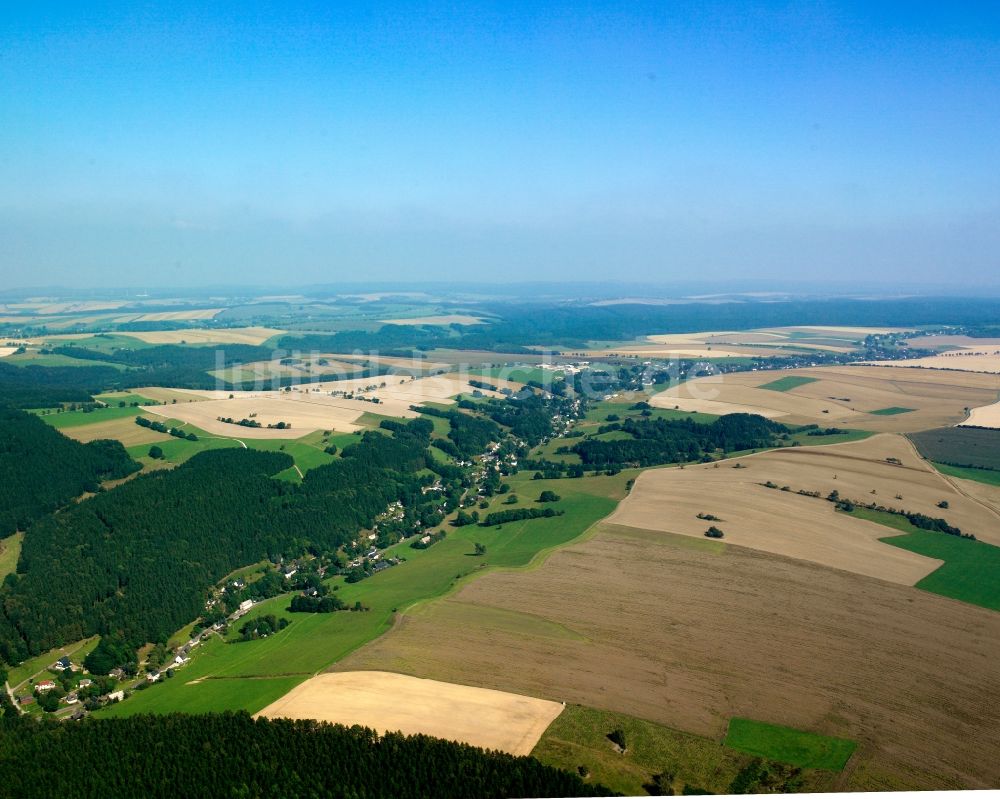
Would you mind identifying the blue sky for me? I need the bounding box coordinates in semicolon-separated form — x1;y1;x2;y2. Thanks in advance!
1;2;998;288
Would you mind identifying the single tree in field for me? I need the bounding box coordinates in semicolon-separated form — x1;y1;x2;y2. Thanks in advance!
148;445;164;459
474;542;487;556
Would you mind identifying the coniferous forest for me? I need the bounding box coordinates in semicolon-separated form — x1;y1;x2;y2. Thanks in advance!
0;415;444;664
0;713;614;799
572;413;790;468
0;406;139;537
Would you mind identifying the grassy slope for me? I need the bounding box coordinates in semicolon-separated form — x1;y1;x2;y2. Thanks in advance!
844;507;1000;611
724;718;856;771
33;404;145;429
533;704;754;796
0;532;23;581
932;462;1000;487
98;470;633;717
869;407;915;415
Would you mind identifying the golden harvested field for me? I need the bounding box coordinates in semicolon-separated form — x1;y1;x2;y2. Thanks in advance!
867;336;1000;374
652;365;999;432
963;400;1000;428
379;314;487;326
337;523;1000;791
129;386;213;403
0;347;18;358
134;309;222;322
143;374;513;436
257;671;563;755
123;326;284;345
146;397;364;437
610;433;1000;562
580;327;897;359
61;417;173;446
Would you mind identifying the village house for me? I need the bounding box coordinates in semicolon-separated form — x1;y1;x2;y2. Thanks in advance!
238;599;253;612
78;678;93;689
107;690;125;702
146;671;161;683
34;680;57;693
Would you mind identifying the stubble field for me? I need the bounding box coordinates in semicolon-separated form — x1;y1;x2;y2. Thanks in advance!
651;365;999;431
257;671;564;755
609;433;1000;555
335;521;1000;791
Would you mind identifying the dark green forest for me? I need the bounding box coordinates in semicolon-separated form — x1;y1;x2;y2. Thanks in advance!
0;418;446;664
572;413;789;468
0;406;139;537
0;713;613;799
0;362;118;408
278;297;1000;352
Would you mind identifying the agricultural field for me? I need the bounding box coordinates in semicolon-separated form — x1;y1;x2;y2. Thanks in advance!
116;326;284;345
723;718;856;771
909;426;1000;471
32;403;147;429
60;415;174;447
760;375;819;392
963;399;1000;428
142;374;520;437
257;671;563;755
651;365;999;432
867;335;1000;373
932;462;1000;486
611;432;1000;557
580;326;898;359
335;520;1000;791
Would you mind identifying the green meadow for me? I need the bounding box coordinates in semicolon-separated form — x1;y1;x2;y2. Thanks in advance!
0;533;23;581
869;406;914;415
932;462;1000;487
844;506;1000;611
724;718;856;771
759;375;818;392
33;404;146;429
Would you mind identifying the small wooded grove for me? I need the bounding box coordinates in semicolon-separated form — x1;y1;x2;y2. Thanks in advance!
0;406;139;537
572;413;789;468
0;713;614;799
0;416;447;665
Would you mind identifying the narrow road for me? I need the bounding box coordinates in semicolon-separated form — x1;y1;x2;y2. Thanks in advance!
4;681;22;714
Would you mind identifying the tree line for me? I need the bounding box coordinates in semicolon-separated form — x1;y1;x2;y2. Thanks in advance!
0;712;613;798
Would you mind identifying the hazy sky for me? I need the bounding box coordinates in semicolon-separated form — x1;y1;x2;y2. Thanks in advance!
1;2;998;289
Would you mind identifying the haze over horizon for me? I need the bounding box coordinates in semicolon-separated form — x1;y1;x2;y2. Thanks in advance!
2;2;998;289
